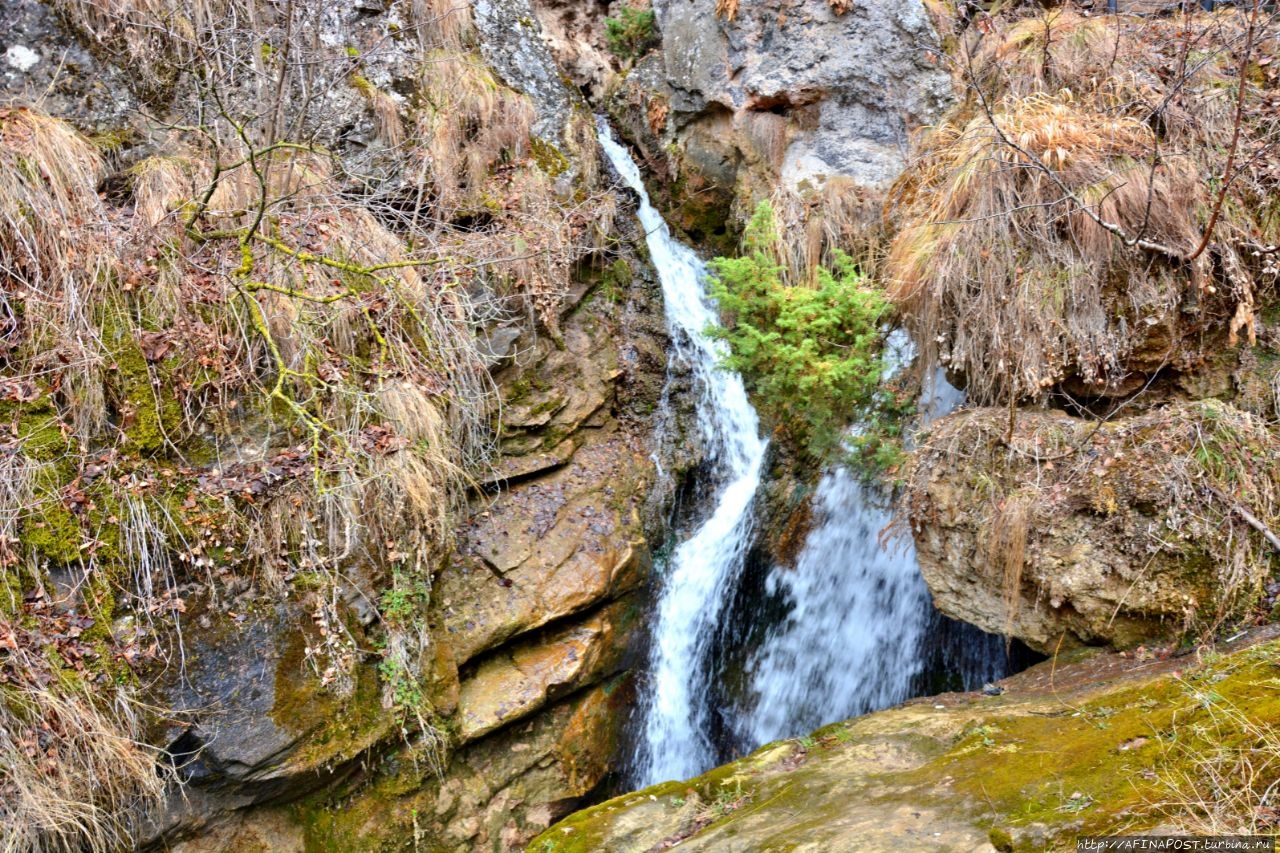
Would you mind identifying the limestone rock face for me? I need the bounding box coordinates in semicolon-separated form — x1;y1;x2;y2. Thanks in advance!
653;0;950;188
0;0;137;131
474;0;582;147
457;600;634;741
604;0;952;250
529;0;616;102
904;401;1280;653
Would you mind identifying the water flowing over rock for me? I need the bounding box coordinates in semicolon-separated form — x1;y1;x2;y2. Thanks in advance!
733;467;933;748
723;368;1014;753
598;123;768;786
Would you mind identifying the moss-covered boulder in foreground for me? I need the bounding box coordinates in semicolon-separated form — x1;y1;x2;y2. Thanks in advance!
529;627;1280;852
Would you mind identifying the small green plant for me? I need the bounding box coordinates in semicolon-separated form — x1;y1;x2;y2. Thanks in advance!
709;201;891;464
605;7;659;61
377;656;425;709
379;573;430;628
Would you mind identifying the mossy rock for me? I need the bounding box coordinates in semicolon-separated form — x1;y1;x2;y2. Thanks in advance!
100;310;182;456
528;631;1280;852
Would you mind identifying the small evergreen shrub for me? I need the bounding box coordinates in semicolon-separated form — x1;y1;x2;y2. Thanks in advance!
709;201;894;464
605;7;659;61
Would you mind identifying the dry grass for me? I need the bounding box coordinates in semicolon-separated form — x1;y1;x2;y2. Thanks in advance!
740;111;789;174
129;154;212;229
204;148;336;225
886;6;1280;405
414;52;534;217
987;490;1032;640
770;177;885;286
0;641;165;853
402;0;475;51
0;106;115;442
1154;666;1280;835
49;0;228;100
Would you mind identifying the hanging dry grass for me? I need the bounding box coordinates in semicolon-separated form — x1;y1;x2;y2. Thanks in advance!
402;0;475;51
354;77;407;150
203;147;336;225
129;154;213;229
740;111;790;173
770;176;885;286
0;106;116;441
205;193;496;580
413;52;534;217
49;0;229;100
987;490;1032;640
886;6;1280;405
0;637;165;853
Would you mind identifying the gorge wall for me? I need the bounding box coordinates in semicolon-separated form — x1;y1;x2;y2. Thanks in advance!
0;0;697;849
6;0;1280;850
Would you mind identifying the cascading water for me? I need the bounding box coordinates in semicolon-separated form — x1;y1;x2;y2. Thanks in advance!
732;370;1014;749
597;122;768;786
599;125;1029;787
732;466;932;746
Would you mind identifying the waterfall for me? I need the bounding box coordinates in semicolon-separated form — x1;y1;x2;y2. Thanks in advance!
598;122;768;785
598;124;1024;786
732;467;930;746
733;370;1012;749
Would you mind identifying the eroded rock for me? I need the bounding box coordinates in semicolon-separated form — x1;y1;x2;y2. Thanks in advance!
457;599;634;742
905;401;1280;652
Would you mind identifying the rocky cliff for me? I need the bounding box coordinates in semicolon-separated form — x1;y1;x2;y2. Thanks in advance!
0;0;698;850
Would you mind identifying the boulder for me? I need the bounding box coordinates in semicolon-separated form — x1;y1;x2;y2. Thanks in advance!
528;626;1280;851
904;400;1280;652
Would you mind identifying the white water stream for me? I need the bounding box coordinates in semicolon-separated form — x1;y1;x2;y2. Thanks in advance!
599;125;1014;787
733;371;968;746
598;123;768;785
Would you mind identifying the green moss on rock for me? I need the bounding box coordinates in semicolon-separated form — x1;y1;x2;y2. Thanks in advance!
101;310;182;456
529;637;1280;852
530;137;569;178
